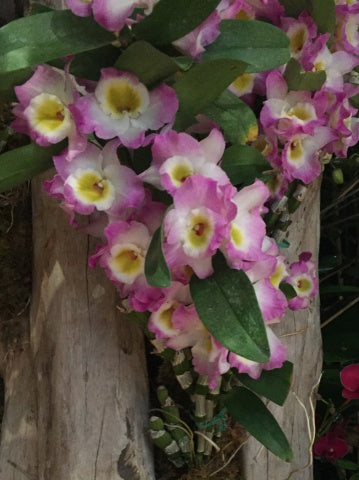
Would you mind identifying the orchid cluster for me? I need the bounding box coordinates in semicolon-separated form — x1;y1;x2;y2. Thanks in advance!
7;0;359;467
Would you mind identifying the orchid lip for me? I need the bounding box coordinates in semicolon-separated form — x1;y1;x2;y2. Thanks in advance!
68;168;116;210
25;93;72;139
108;243;145;283
95;78;150;120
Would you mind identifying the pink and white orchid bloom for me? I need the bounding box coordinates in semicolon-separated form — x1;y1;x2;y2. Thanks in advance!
261;71;325;138
281;12;317;60
45;140;144;217
287;252;318;310
66;0;157;32
72;68;178;148
140;129;229;194
301;33;359;91
281;126;336;183
164;175;236;278
150;302;230;388
12;64;86;159
223;180;270;268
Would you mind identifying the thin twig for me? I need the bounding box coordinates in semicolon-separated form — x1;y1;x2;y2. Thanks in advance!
208;436;250;477
321;297;359;328
279;327;308;338
321;181;359;216
320;259;355;283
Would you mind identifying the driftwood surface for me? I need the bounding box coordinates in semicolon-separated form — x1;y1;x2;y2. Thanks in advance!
0;3;155;479
0;169;155;480
241;178;322;480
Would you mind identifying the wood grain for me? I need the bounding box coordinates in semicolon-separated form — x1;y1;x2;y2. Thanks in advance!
241;178;322;480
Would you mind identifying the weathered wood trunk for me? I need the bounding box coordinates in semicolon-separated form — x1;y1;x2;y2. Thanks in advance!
0;171;155;480
241;179;322;480
0;2;155;479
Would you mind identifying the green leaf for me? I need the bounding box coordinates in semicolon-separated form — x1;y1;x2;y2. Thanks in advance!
126;310;150;329
145;224;171;288
279;283;297;300
283;58;326;91
349;93;359;109
190;253;269;362
336;459;359;471
0;68;32;100
29;2;53;14
0;142;64;193
309;0;336;35
222;386;293;461
115;41;178;86
204;90;258;145
133;0;221;45
279;0;310;17
203;20;290;73
220;145;271;186
350;474;359;480
235;362;293;406
0;10;114;76
173;59;247;131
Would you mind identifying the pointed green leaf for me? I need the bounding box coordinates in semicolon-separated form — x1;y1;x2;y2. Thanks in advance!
203;20;290;73
145;224;171;288
336;460;359;471
310;0;336;35
173;59;247;131
221;145;271;186
279;283;297;300
190;254;269;362
0;142;65;193
115;41;178;87
222;386;293;462
284;58;326;91
204;90;258;145
133;0;221;45
0;11;114;76
279;0;309;17
235;361;293;406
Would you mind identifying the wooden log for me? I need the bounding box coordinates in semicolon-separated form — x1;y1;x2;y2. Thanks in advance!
241;178;322;480
0;1;156;478
29;172;155;480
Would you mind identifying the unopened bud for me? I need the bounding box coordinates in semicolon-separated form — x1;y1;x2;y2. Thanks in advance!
332;168;344;185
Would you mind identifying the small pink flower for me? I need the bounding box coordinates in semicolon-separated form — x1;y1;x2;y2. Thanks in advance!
72;68;178;148
12;65;86;159
340;364;359;400
287;252;318;310
66;0;156;32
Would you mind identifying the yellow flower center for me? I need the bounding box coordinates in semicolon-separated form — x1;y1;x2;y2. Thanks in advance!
106;81;142;116
76;172;111;203
290;26;307;54
186;214;213;251
33;95;66;132
287;105;313;122
170;163;193;186
289;139;304;162
231;73;254;95
159;305;176;331
294;276;312;295
113;247;144;277
230;224;244;248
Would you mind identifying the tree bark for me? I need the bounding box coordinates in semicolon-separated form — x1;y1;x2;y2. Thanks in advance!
0;2;155;478
241;179;322;480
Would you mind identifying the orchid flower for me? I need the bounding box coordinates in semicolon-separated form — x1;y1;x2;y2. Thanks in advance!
12;64;86;159
72;68;178;148
66;0;157;32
